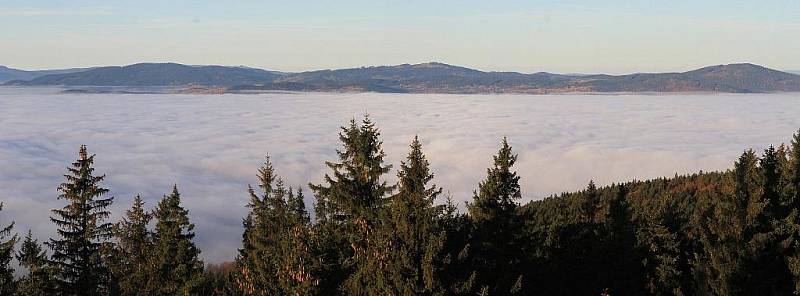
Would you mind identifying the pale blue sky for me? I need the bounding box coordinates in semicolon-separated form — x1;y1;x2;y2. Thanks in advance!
1;0;798;74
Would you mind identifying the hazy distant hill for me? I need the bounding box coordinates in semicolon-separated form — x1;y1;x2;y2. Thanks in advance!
7;62;800;93
242;62;800;94
0;66;89;83
576;63;800;93
256;62;576;93
7;63;281;87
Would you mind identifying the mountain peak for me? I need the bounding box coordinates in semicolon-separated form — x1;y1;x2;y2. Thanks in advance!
7;63;279;87
124;62;186;68
412;62;455;68
690;63;776;74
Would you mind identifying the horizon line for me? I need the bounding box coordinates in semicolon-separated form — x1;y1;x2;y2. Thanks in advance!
3;61;798;76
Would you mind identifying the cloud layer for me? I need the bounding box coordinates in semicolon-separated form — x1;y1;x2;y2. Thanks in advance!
1;87;799;262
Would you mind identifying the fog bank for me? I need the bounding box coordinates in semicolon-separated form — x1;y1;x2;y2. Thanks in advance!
1;87;799;262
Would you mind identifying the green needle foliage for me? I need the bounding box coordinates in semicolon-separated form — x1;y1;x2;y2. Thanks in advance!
16;231;55;296
310;116;395;295
111;195;154;296
385;136;446;295
47;145;114;296
147;185;204;295
0;202;16;295
465;137;525;295
233;156;320;295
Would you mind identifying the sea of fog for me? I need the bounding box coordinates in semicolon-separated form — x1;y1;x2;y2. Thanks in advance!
1;86;799;263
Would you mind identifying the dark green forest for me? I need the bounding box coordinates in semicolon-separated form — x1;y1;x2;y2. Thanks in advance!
3;116;800;295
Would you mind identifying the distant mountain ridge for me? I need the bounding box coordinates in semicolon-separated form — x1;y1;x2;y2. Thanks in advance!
0;66;89;83
5;63;281;87
5;62;800;94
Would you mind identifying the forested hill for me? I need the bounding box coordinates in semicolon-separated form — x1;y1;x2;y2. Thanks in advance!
0;65;88;83
2;117;800;295
4;63;282;87
255;62;800;93
6;62;800;93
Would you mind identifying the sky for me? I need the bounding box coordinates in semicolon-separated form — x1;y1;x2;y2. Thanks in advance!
2;88;800;262
1;0;799;74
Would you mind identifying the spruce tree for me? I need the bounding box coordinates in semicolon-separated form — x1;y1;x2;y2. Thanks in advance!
541;180;607;295
147;185;204;295
309;116;394;294
784;130;800;292
600;185;645;294
581;180;599;223
791;130;800;210
234;157;270;295
16;231;55;296
311;184;347;294
761;145;784;220
466;137;524;295
695;150;764;295
734;149;764;234
386;136;445;295
739;146;794;295
776;144;794;215
637;219;682;295
234;157;320;295
47;145;114;296
733;148;793;295
112;195;154;296
235;156;284;295
287;187;310;225
0;202;16;295
438;196;475;295
277;188;320;295
468;138;521;224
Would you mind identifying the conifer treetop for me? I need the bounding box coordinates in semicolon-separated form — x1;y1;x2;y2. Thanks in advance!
468;137;521;223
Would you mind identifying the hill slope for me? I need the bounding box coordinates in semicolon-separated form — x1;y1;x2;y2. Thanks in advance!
8;63;281;87
7;62;800;93
0;66;89;83
243;62;800;93
255;62;575;93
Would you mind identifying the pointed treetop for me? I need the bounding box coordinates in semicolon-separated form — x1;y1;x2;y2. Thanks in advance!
793;128;800;147
493;136;517;173
131;194;145;208
0;203;13;239
78;144;88;159
257;154;276;193
311;114;394;217
587;180;597;193
48;144;114;294
16;230;43;265
397;135;440;201
468;137;522;223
